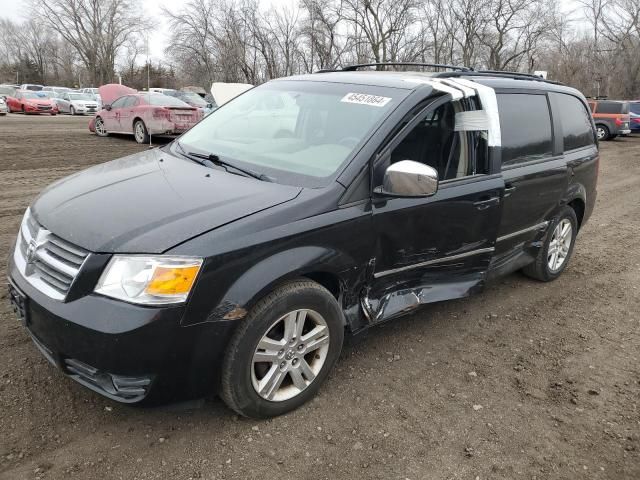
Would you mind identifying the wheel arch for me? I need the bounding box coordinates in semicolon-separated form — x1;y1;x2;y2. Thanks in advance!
563;183;587;230
132;116;145;130
192;246;356;327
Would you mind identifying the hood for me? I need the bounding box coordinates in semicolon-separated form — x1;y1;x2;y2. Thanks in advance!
98;83;136;105
210;82;253;106
26;98;54;105
31;148;301;253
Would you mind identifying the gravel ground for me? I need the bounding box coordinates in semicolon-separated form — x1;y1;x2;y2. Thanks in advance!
0;114;638;480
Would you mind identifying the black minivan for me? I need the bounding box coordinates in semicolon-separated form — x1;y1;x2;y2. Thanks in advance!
8;65;598;418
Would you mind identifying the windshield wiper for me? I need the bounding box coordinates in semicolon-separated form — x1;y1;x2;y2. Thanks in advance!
174;141;272;182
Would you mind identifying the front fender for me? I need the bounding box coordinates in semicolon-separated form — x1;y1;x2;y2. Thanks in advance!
211;246;358;321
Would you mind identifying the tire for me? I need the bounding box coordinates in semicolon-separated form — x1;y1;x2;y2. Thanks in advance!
522;206;578;282
133;119;149;144
220;279;344;418
94;117;109;137
595;124;611;141
70;106;75;116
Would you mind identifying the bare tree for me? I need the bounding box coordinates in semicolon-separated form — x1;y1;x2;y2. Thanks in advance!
34;0;148;85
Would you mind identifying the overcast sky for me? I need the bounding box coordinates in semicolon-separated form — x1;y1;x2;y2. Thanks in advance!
0;0;183;60
0;0;584;62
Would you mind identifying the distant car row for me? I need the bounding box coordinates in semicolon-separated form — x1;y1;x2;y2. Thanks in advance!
87;82;253;144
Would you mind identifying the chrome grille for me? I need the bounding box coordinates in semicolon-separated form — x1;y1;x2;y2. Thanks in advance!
14;209;89;300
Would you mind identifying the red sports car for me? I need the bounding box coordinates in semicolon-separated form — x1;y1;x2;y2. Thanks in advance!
89;84;202;143
6;90;58;115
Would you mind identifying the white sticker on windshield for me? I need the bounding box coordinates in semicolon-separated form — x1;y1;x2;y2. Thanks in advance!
341;92;391;107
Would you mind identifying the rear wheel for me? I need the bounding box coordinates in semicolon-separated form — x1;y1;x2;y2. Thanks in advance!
596;124;610;141
134;119;149;144
522;206;578;282
94;117;108;137
220;280;344;418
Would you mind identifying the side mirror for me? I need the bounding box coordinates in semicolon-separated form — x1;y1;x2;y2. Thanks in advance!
104;104;112;111
206;103;213;109
377;160;439;197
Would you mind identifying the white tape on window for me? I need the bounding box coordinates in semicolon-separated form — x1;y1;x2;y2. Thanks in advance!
404;78;465;101
455;110;490;131
436;79;476;98
450;78;502;147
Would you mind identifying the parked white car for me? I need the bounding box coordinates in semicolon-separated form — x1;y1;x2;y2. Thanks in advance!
0;97;7;115
81;88;102;108
56;92;99;115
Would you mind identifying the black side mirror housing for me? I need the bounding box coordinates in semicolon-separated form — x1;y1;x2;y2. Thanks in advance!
104;104;112;111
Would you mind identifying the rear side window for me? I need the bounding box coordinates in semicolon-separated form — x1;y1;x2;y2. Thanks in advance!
497;93;553;167
551;93;595;151
595;102;624;114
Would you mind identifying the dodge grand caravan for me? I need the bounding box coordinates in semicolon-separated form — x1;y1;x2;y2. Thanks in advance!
8;64;598;418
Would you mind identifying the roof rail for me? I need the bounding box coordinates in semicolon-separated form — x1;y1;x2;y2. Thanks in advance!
339;62;472;72
433;70;564;85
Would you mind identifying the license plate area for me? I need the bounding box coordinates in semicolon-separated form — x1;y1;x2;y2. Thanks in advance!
8;281;29;326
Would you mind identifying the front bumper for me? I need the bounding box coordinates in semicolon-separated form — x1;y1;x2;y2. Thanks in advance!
8;257;237;403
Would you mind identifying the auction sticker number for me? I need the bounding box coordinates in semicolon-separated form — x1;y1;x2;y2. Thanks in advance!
341;93;391;107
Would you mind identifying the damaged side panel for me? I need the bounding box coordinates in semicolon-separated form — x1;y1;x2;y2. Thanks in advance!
362;270;487;324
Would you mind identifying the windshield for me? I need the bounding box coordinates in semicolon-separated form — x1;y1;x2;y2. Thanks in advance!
630;102;640;115
37;91;55;98
177;80;406;186
69;93;94;101
0;86;16;96
21;92;41;99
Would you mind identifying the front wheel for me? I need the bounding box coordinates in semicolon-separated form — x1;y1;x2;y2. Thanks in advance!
522;206;578;282
94;117;109;137
70;106;75;115
134;119;149;144
220;280;344;418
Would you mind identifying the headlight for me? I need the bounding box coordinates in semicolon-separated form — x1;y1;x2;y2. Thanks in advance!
95;255;203;305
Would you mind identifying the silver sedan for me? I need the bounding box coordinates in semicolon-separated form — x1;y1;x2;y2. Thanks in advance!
56;92;99;115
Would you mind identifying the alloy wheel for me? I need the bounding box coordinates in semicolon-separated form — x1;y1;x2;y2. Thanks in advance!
134;122;145;143
596;126;607;140
95;118;106;136
548;219;572;272
251;309;330;402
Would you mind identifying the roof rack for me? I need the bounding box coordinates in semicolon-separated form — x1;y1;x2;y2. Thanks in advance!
433;70;564;85
315;62;564;85
338;62;473;72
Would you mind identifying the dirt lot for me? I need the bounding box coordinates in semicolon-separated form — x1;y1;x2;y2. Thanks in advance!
0;113;638;480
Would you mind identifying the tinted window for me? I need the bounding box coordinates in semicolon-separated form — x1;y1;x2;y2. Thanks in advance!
552;93;595;151
595;101;624;114
388;100;486;180
630;102;640;114
122;96;137;107
110;97;127;108
497;93;553;167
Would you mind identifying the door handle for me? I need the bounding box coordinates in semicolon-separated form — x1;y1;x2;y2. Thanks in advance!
504;184;516;197
473;196;500;210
